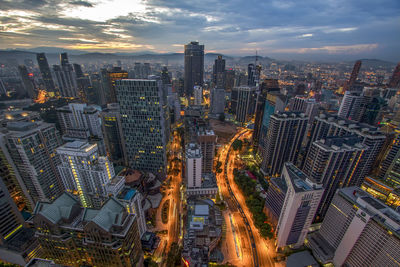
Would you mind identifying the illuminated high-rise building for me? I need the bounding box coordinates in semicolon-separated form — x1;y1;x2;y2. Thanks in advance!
36;53;56;95
116;79;168;176
344;60;362;91
389;62;400;88
276;163;323;249
303;136;366;220
184;41;204;96
378;134;400;187
3;121;63;204
0;134;34;211
230;86;257;123
252;79;281;150
18;65;36;98
0;178;24;245
56;141;123;208
260;112;308;176
303;113;386;187
101;67;129;103
213;55;225;88
307;187;400;266
100;103;127;166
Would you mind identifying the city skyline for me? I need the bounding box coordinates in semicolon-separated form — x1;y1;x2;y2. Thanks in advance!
0;0;399;61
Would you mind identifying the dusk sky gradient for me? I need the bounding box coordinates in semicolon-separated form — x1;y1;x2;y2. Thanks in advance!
1;0;399;61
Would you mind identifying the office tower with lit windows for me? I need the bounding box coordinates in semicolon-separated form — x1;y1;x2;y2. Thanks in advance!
230;86;257;123
29;193;143;267
210;87;225;115
3;121;63;204
197;128;217;174
184;41;204;96
0;135;34;211
260;112;308;176
378;134;400;187
185;143;202;189
257;91;286;157
303;113;386;186
303;136;367;220
161;66;171;85
307;187;400;266
338;91;367;122
18;65;36;98
100;103;127;166
36;53;56;95
90;73;106;105
276;163;323;249
0;178;40;266
56;141;123;208
193;85;203;105
0;178;24;245
344;60;362;91
213;55;225;88
116;79;167;176
101;67;129;103
252;80;281;150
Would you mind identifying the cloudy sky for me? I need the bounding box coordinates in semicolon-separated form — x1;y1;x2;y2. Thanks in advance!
0;0;399;60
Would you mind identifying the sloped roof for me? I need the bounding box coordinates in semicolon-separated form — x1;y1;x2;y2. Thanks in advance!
38;193;78;224
90;197;125;231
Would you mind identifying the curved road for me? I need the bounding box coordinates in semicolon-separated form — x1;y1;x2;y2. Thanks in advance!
222;129;260;267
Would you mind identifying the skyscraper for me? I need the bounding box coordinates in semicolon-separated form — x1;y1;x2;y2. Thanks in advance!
60;52;69;66
3;121;63;204
0;134;34;211
53;64;78;97
257;92;286;156
210;87;225;115
18;65;36;98
344;60;362;91
230;86;257;123
161;66;171;85
307;187;400;266
276;163;323;249
196;128;217;174
100;103;128;166
302;136;367;220
56;141;123;208
36;53;56;95
57;103;103;140
185;143;202;188
260;112;308;176
0;178;24;245
116;79;168;176
303;113;387;186
193;85;203;105
213;55;225;88
184;41;204;96
338;91;367;121
102;67;129;103
247;63;256;86
378;134;400;187
252;79;281;150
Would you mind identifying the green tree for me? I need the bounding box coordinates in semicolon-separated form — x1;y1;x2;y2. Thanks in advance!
232;139;243;151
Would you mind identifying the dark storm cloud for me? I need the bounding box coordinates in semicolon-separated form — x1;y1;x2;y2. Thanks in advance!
69;1;93;8
0;0;399;60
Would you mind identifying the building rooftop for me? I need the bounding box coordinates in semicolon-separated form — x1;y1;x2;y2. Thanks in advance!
340;187;400;236
186;143;202;158
195;205;209;216
286;250;318;267
284;162;322;192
